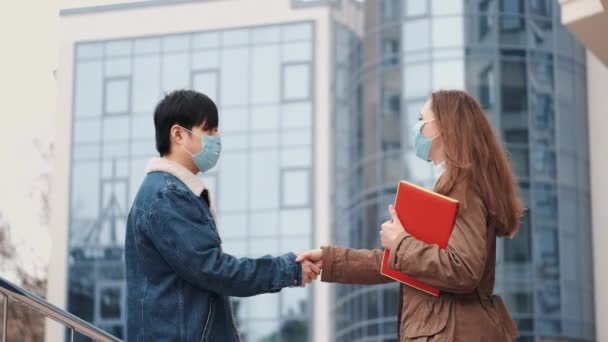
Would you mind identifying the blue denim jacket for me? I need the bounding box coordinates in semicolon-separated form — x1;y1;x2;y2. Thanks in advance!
125;158;302;341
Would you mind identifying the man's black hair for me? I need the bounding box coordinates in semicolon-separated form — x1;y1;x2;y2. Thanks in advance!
153;89;219;156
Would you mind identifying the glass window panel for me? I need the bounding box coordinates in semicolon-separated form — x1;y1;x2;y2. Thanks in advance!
222;29;249;46
404;63;431;98
508;147;529;178
252;45;280;104
101;179;128;213
222;240;247;258
105;79;130;115
73;144;100;161
251;105;279;131
282;23;313;41
163;34;189;52
281;237;311;256
77;43;103;59
282;288;308;316
504;215;532;263
248;293;279;319
251;150;279;210
282;42;312;63
132;55;161;113
249;238;279;258
246;320;280;342
134;38;160;54
535;184;558;221
432;0;462;15
283;64;310;101
433;60;464;90
192;32;220;49
105;40;131;57
282;170;309;207
192;71;218;101
105;58;131;77
251;132;279;148
222;133;248;151
501;60;527;112
500;10;526;45
282;130;311;147
250;212;279;237
162;53;189;92
75;61;103;117
217;214;247;239
218;152;248;211
252;26;280;43
280;209;311;236
103;116;129;142
131;115;155;140
281;148;311;167
99;286;122;319
558;153;576;186
403;19;430;51
405;0;427;16
221;107;248;133
504;129;529;144
532;147;556;179
192;50;219;70
103;142;129;159
71;161;100;219
74;119;101;143
433;17;463;48
282;102;312;129
130;140;156;158
221;48;249;106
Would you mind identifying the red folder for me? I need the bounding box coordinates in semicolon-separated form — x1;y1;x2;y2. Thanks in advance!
380;181;459;296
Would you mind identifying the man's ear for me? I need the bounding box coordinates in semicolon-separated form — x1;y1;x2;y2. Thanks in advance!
169;124;184;145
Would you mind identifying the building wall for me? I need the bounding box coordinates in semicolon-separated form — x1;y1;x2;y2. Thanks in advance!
47;1;335;341
586;51;608;342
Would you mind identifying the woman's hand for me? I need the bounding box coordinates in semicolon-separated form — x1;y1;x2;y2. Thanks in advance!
380;204;409;248
296;249;323;287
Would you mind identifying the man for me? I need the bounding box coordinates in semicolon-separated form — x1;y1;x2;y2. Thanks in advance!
125;90;320;341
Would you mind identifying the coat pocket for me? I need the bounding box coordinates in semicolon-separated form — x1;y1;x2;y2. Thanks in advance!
402;296;451;339
200;296;217;342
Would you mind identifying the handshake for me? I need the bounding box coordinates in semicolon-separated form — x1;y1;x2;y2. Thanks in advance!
295;248;323;287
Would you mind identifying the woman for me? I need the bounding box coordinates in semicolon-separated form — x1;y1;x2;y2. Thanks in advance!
298;90;523;341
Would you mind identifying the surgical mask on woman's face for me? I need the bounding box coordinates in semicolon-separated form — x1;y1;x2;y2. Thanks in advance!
413;119;440;162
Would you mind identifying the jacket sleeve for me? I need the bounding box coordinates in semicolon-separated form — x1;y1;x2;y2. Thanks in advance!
144;188;302;297
387;193;488;294
320;246;394;285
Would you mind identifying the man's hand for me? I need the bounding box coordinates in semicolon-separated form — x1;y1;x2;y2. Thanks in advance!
300;259;321;286
296;249;323;286
380;204;408;248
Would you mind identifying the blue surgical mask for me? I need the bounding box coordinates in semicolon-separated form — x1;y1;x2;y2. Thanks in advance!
413;120;439;162
180;127;222;173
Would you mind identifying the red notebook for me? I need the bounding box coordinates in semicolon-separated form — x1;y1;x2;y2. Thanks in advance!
380;181;459;296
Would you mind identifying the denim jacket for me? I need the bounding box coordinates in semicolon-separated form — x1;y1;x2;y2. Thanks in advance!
125;158;302;341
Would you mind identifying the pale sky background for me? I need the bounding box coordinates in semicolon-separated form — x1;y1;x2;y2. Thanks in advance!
0;1;60;281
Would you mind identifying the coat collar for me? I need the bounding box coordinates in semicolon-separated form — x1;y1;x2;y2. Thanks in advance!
145;157;206;196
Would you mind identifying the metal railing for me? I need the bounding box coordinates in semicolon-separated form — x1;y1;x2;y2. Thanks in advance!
0;276;121;342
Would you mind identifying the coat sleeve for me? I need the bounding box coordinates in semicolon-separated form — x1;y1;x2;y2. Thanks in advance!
387;193;488;294
320;246;394;285
144;188;302;297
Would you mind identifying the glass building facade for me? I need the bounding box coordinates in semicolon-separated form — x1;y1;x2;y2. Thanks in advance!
67;22;316;341
332;0;594;341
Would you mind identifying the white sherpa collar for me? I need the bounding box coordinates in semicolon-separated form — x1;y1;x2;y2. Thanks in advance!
144;157;218;221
